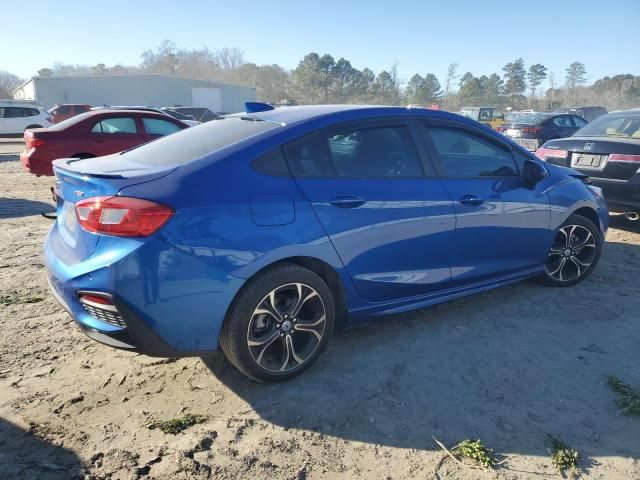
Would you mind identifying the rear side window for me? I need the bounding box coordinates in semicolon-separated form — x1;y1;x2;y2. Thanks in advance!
124;117;280;165
553;116;573;127
91;117;137;134
425;126;518;177
3;107;29;118
142;117;182;135
285;124;424;178
572;116;587;127
251;149;290;176
58;105;71;114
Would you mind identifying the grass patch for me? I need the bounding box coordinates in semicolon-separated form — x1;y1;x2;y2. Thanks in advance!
0;294;44;306
608;376;640;416
147;414;207;435
454;439;496;469
548;436;579;476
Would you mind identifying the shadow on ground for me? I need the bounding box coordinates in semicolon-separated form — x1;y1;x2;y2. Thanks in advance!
0;197;55;219
203;240;640;460
0;419;84;479
609;213;640;234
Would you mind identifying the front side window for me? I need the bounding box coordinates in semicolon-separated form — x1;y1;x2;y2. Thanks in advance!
142;117;182;136
425;125;518;177
284;124;424;178
91;117;137;134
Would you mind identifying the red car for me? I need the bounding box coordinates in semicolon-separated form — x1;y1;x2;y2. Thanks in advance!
21;110;188;176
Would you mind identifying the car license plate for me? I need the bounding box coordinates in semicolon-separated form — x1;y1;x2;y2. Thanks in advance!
515;138;538;151
62;201;77;233
572;153;604;169
505;128;521;138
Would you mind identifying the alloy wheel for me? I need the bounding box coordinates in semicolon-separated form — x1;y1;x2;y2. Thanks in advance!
545;224;597;282
246;283;327;373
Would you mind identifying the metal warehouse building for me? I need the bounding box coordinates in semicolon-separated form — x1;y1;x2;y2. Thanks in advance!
13;74;256;113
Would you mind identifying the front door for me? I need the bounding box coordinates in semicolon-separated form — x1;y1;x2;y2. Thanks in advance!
283;119;456;302
418;121;551;285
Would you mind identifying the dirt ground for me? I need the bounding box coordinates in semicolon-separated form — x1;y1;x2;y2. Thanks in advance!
1;138;639;480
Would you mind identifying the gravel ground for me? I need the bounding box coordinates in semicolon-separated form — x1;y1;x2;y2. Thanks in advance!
1;138;639;479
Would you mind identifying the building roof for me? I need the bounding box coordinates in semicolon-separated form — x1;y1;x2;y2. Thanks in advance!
14;73;255;94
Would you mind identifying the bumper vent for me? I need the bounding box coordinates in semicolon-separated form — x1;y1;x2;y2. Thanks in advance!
78;294;126;328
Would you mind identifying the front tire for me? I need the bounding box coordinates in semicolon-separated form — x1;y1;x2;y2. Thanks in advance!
220;264;335;382
537;214;602;287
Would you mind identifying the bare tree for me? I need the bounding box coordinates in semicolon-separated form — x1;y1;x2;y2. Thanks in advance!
444;63;459;103
0;70;24;98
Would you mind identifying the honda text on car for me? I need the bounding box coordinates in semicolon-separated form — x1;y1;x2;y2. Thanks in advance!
45;105;608;382
536;109;640;220
21;110;188;176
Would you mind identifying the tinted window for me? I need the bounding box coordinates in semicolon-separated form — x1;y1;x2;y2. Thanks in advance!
553;116;573;127
4;107;28;118
124;117;280;165
425;126;518;177
285;125;423;178
142;117;182;135
251;149;291;176
73;105;88;113
58;106;71;114
572;116;587;127
91;117;137;134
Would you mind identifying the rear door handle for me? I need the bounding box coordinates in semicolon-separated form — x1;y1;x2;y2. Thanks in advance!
329;195;366;209
459;195;484;206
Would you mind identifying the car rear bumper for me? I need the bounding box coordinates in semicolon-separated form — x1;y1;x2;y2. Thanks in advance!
591;175;640;211
44;224;245;356
21;150;54;176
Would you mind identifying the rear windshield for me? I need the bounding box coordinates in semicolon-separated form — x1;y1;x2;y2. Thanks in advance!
124;117;281;165
47;112;95;130
513;114;549;125
575;114;640;138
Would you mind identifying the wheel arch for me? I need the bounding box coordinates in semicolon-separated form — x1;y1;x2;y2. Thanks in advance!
24;124;43;130
225;256;349;332
570;206;602;233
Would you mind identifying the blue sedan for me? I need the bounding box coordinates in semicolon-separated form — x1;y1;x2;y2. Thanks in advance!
45;105;608;382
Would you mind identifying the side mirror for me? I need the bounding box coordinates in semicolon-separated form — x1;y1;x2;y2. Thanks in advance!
523;160;547;188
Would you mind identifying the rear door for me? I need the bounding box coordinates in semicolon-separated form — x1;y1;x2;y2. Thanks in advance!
284;117;456;302
418;120;551;285
87;116;143;156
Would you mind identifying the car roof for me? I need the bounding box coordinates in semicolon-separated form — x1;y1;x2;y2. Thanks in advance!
240;105;464;127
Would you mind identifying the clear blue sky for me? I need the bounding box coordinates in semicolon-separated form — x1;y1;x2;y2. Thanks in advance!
2;0;639;88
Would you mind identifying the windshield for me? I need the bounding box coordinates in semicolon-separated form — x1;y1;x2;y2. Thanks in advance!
575;114;640;138
123;117;281;165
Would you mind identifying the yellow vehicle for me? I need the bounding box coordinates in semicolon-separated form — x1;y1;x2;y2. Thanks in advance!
459;107;505;130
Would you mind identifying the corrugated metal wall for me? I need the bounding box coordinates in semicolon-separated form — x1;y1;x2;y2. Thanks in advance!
15;75;255;112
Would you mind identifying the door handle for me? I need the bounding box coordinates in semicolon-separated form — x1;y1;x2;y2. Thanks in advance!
329;195;366;209
458;195;484;206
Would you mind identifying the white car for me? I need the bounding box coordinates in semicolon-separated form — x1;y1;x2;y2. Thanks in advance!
0;103;52;136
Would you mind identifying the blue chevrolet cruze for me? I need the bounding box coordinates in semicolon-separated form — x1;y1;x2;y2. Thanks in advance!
45;105;608;381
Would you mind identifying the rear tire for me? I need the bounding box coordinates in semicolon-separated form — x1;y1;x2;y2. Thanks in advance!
220;264;335;382
536;214;602;287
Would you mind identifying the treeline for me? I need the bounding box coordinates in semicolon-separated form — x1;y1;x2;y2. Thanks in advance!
4;40;640;111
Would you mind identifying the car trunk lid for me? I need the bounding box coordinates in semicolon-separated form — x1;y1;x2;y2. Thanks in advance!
52;153;178;262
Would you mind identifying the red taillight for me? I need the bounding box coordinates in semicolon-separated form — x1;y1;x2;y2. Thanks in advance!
74;196;174;237
496;126;505;132
522;126;543;134
24;132;44;149
535;147;569;160
608;153;640;163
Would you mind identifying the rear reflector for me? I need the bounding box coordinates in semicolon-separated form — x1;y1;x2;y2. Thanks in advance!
75;196;174;237
78;293;113;307
608;153;640;163
535;147;568;160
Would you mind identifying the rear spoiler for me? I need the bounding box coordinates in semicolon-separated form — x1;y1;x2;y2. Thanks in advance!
53;158;125;178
